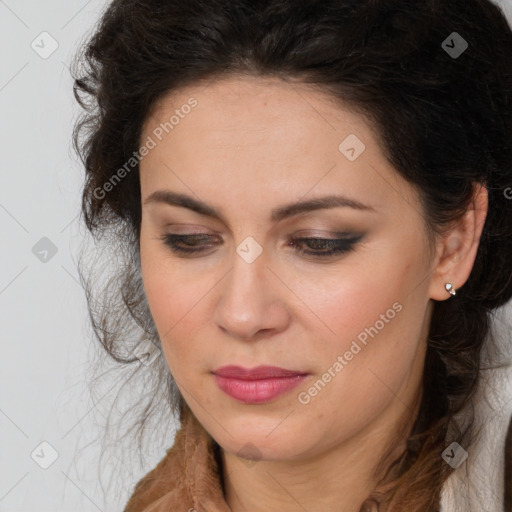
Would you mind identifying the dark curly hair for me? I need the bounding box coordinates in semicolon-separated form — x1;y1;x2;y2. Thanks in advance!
70;0;512;510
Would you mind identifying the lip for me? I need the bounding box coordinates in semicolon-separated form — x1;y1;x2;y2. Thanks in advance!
213;365;307;379
212;365;309;404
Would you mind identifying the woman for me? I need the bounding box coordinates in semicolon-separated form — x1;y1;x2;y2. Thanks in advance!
71;0;512;510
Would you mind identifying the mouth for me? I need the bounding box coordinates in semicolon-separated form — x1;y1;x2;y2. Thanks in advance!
212;365;309;404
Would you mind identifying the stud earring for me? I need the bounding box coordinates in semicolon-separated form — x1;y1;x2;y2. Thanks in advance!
445;283;456;296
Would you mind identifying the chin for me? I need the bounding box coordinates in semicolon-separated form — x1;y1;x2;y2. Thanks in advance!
222;438;301;463
213;419;312;462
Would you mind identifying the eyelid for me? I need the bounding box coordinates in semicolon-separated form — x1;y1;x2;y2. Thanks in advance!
162;223;359;237
292;230;362;238
162;224;219;234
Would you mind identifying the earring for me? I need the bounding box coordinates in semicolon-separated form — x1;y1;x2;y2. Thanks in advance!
445;283;456;296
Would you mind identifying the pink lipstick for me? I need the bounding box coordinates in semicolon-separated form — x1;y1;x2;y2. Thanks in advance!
212;365;308;404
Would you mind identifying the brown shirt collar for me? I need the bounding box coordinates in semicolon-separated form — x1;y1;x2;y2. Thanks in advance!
124;403;231;512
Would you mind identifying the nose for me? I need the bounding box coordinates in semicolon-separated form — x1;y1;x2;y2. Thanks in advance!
213;249;291;342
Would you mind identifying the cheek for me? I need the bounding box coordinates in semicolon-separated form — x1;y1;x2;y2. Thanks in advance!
140;243;217;374
299;251;416;350
298;248;427;394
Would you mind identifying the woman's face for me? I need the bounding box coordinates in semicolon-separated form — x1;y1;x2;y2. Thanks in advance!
138;76;437;461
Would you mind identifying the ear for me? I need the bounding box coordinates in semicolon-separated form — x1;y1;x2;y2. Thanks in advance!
428;182;488;301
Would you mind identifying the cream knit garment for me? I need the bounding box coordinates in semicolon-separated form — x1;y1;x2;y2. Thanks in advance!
440;302;512;512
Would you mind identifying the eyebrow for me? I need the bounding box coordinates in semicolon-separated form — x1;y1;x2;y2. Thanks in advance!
143;190;376;223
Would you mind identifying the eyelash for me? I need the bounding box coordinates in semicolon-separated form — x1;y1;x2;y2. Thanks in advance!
158;233;363;258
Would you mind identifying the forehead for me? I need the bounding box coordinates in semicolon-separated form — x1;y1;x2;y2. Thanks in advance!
142;75;371;147
139;76;421;219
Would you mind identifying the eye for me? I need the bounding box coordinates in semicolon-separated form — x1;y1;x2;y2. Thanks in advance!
158;233;364;259
287;235;364;257
158;233;219;255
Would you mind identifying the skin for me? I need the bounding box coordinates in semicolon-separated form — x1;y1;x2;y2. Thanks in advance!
138;75;488;512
